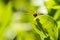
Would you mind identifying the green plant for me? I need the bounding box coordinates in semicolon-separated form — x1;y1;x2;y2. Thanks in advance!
32;15;58;40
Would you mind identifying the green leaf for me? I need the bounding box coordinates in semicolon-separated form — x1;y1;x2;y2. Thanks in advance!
0;1;12;37
58;21;60;40
54;0;60;5
48;9;57;17
44;0;56;12
54;10;60;21
32;15;58;38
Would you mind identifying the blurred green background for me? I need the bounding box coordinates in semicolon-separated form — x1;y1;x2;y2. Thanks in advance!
0;0;60;40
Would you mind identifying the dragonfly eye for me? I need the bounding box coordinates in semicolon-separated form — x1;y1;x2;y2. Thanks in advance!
33;13;37;17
